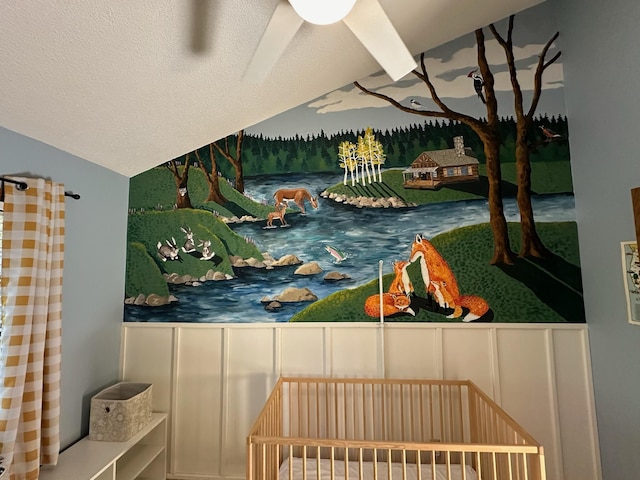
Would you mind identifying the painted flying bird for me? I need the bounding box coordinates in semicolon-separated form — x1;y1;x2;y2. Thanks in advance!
539;125;563;141
467;69;486;104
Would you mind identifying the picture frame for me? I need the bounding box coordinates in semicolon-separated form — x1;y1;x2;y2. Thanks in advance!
621;241;640;325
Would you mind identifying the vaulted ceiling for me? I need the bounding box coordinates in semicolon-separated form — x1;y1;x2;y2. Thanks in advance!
0;0;544;177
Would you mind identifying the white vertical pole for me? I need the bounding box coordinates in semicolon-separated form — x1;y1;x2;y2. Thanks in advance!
378;260;385;378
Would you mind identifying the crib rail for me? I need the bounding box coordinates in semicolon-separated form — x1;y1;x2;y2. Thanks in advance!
247;377;546;480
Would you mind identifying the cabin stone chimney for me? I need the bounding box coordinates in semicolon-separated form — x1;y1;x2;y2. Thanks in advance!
453;136;465;156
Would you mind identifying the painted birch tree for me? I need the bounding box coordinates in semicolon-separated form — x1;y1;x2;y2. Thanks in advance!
338;140;358;186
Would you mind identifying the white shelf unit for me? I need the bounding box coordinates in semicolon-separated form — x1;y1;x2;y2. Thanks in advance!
40;412;167;480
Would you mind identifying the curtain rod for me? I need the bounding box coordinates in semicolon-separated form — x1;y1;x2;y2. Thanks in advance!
0;176;80;199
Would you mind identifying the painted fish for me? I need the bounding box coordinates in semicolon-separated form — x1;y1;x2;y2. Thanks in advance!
325;245;347;263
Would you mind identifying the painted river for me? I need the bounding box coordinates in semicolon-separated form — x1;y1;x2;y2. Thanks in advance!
124;173;576;323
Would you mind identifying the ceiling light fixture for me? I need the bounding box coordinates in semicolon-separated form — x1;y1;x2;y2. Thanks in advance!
288;0;357;25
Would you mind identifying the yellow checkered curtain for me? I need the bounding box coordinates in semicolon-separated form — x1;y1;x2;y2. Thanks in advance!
0;178;64;480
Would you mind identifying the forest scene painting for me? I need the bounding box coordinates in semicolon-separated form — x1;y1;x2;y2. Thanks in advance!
124;3;585;324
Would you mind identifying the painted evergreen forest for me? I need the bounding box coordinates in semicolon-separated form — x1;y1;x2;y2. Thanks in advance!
184;115;569;178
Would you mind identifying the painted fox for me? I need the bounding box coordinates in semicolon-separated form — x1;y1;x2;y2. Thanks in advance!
409;234;490;322
364;260;415;318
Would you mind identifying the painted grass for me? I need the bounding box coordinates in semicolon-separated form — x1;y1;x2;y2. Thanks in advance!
290;222;585;323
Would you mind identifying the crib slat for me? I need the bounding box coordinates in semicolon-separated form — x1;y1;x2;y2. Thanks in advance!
302;445;307;480
461;449;467;480
307;382;311;438
344;447;349;480
430;451;436;480
419;385;425;443
457;385;464;444
400;384;405;442
373;448;378;480
372;384;377;441
438;385;445;442
362;383;367;440
334;383;339;440
289;445;293;480
382;384;387;442
343;383;348;440
492;452;497;480
330;446;335;480
352;383;357;439
429;385;435;439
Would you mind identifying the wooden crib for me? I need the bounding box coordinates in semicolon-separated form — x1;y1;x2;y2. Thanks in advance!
247;377;546;480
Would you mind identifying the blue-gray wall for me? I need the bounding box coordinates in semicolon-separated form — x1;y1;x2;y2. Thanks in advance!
0;127;129;448
3;0;640;474
558;0;640;478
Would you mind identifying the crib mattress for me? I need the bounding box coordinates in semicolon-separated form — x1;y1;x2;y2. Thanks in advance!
279;456;478;480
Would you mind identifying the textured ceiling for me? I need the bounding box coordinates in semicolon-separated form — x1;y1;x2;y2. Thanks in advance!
0;0;544;177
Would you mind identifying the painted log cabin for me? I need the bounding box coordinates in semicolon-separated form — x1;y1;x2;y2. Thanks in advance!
402;136;480;189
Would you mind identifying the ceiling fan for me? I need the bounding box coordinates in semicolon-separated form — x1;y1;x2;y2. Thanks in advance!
244;0;417;82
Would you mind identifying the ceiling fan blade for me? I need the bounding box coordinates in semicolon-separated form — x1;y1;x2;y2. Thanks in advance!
190;0;211;53
343;0;417;81
244;1;304;82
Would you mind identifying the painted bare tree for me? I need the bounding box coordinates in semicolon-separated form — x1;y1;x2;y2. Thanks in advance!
489;17;561;258
355;29;516;265
212;129;245;193
166;154;193;209
194;143;226;204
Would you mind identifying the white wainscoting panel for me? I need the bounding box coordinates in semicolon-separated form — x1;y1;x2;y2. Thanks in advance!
496;328;561;480
121;323;601;480
384;326;441;379
173;327;223;476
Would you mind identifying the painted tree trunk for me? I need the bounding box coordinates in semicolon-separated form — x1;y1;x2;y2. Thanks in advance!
175;177;193;209
480;132;516;265
205;145;226;204
515;122;550;258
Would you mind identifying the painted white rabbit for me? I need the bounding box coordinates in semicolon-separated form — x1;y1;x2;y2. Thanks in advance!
198;240;215;261
157;237;179;261
181;226;196;253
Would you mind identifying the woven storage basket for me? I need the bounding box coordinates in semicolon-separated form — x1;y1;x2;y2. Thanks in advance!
89;382;152;442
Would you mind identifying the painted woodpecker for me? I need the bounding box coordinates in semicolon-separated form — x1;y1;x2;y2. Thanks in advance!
467;69;486;104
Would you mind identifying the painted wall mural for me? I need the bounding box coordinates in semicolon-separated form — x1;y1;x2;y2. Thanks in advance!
125;2;585;324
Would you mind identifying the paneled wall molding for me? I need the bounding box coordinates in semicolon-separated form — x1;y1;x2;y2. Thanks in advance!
121;322;601;480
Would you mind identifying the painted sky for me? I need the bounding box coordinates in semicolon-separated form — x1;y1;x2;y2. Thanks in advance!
247;1;565;139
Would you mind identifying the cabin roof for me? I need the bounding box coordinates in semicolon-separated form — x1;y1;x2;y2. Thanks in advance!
409;148;479;169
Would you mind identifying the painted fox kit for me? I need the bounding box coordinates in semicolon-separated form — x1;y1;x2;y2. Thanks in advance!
364;261;414;318
409;234;489;322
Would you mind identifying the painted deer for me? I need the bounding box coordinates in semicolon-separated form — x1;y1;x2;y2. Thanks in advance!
273;188;318;214
266;202;288;227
